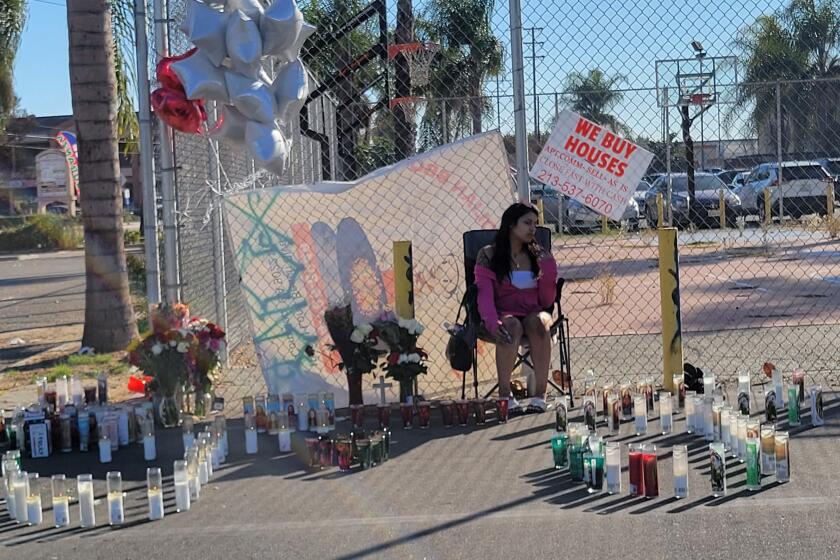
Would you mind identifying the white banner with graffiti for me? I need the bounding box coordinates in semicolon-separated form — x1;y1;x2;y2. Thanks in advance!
224;132;515;406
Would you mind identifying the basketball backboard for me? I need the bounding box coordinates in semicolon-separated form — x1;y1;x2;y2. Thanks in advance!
655;56;739;109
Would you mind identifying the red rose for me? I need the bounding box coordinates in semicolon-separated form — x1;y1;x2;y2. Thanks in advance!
388;352;400;365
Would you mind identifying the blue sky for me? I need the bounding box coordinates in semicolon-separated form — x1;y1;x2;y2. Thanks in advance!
15;0;785;139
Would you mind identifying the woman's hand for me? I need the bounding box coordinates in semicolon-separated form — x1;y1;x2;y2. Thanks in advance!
495;322;514;345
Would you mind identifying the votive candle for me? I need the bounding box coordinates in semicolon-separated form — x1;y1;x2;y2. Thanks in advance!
245;412;258;455
811;385;824;426
737;414;748;462
51;474;70;527
26;473;42;526
607;392;619;435
106;472;124;526
709;442;727;497
551;432;568;469
182;416;195;451
186;447;201;501
56;376;69;411
703;371;715;399
775;431;790;483
672;374;683;412
703;398;714;441
684;391;696;434
746;436;761;491
77;474;95;528
13;470;28;523
673;445;688;499
660;392;673;435
787;385;801;426
99;433;112;463
628;443;644;497
634;395;647;435
147;467;164;521
605;442;621;495
642;444;658;498
720;407;731;450
712;402;722;442
728;409;739;458
143;423;156;461
173;460;191;512
760;423;776;475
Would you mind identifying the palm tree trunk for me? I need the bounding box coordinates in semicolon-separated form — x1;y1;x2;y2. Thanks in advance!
67;0;138;351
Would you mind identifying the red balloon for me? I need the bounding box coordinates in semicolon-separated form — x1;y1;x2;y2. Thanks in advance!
155;47;197;92
151;87;206;134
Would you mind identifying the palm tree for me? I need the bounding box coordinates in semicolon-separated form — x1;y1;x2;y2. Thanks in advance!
66;0;138;351
417;0;503;150
1;0;140;350
562;68;630;134
732;0;840;153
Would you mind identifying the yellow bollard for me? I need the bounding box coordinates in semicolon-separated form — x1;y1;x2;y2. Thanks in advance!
393;241;415;319
601;215;609;232
763;188;772;227
658;227;683;392
656;193;664;229
719;189;726;229
536;198;545;225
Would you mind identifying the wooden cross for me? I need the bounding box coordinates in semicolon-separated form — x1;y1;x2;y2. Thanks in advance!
372;375;393;404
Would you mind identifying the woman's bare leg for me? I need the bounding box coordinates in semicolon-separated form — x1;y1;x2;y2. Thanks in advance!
523;312;552;399
495;317;523;399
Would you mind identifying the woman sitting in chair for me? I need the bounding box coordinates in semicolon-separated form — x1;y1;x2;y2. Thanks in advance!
475;203;558;414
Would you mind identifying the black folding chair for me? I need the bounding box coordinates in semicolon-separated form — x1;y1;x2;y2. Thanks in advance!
455;227;573;403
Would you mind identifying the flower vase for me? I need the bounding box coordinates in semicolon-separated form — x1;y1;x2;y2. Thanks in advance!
158;394;181;428
399;379;414;403
194;393;212;418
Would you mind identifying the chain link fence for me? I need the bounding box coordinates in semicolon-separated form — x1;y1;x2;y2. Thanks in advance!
157;0;840;402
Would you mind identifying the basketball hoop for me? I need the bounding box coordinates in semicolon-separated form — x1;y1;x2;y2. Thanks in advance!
389;96;425;122
388;42;440;87
688;93;713;106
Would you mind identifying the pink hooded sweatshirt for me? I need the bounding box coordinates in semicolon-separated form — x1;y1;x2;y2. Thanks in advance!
474;252;558;336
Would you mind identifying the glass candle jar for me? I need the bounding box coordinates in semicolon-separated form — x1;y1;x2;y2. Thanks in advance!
52;474;70;527
607;392;620;435
673;445;688;499
550;432;569;469
745;436;761;491
305;437;320;470
182;416;195;451
684;390;696;434
600;384;613;420
173;459;191;512
775;431;790;483
244;412;258;455
349;404;365;431
787;385;801;426
143;420;157;462
59;414;72;453
628;443;644;497
634;395;647;435
554;395;569;432
441;400;455;428
336;437;353;472
760;423;776;475
472;399;486;425
107;471;124;526
736;373;751;415
642;444;658;498
703;398;714;441
672;374;684;411
737;414;748;462
605;442;621;494
585;452;605;494
377;403;391;429
356;438;372;470
568;442;585;482
660;392;673;435
99;433;112;463
455;399;469;426
811;385;824;426
720;407;731;450
709;442;727;497
418;402;432;429
186;447;201;501
400;403;414;430
26;472;42;526
77;474;95;528
147;467;165;520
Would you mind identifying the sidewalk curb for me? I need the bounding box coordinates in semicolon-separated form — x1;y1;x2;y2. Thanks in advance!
0;250;85;262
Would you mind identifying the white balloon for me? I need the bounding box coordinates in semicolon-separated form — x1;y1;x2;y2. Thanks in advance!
225;71;277;124
209;105;249;145
273;59;308;124
260;0;303;58
246;121;289;175
226;10;263;68
171;50;230;102
225;0;263;19
281;22;316;63
181;0;229;66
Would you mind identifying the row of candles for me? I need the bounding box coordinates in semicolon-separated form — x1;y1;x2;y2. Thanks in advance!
348;398;506;431
2;414;229;527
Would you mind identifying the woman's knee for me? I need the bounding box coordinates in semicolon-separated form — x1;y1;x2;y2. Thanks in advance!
524;312;551;337
500;316;523;339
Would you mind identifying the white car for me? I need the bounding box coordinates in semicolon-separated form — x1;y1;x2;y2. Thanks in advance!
566;197;640;232
738;161;834;220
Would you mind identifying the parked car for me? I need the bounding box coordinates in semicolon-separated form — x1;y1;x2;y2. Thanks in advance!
566;197;640;232
716;169;749;188
737;161;834;220
45;202;70;215
817;157;840;197
644;173;741;228
731;171;750;190
634;180;651;216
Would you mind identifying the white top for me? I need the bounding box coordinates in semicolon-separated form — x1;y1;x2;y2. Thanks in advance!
510;271;537;290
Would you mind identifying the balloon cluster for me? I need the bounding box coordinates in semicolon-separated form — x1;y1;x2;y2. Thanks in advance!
151;0;315;175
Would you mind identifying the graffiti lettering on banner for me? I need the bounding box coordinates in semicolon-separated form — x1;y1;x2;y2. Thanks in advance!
530;109;653;221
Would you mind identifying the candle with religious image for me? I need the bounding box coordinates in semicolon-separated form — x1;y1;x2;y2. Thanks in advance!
349;404;365;430
277;410;292;452
694;395;707;437
295;393;309;432
568;441;585;482
787;385;800;426
737;372;751;415
107;471;124;526
760;423;776;475
56;376;69;411
182;415;195;451
316;407;330;434
628;443;644;497
643;378;654;413
25;473;42;526
554;395;569;432
605;442;621;494
709;442;727;497
712;402;722;442
78;474;95;528
282;393;296;426
267;394;281;435
305;436;320;469
584;452;605;494
51;474;70;527
810;385;824;426
608;392;620;436
672;374;684;412
764;387;778;423
673;445;688;499
634;395;647;436
319;436;332;468
791;368;805;404
659;392;673;435
321;392;336;431
147;467;165;521
745;436;761;491
620;384;633;420
601;384;613;420
583;395;597;432
255;396;268;433
775;431;790;483
770;365;785;408
173;460;191;513
244;412;258;455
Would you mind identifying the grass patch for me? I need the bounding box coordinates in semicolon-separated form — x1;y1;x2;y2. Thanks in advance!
46;363;74;382
0;215;82;252
124;229;142;245
66;353;113;367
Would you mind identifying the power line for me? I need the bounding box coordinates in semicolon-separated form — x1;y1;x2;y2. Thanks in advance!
31;0;66;6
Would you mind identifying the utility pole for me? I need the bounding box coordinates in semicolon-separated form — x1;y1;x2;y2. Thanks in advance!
523;27;544;139
508;0;529;201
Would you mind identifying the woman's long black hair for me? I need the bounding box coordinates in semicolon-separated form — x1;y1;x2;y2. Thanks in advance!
489;203;541;283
